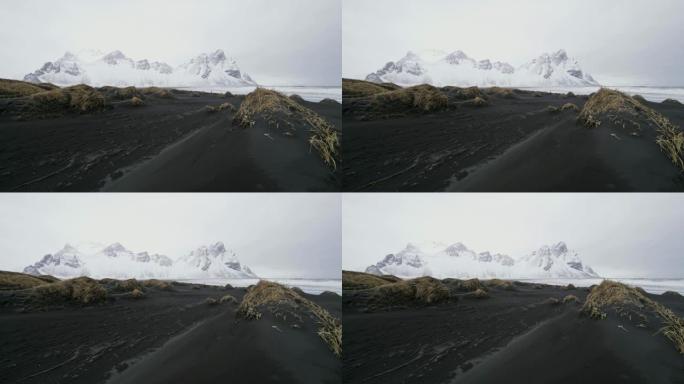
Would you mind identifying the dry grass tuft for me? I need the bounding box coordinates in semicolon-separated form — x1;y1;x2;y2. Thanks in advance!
205;297;218;305
234;88;339;169
220;294;238;304
237;280;341;357
583;280;684;353
218;102;235;112
561;103;579;112
545;297;561;305
32;277;107;304
562;294;580;304
0;271;59;290
0;78;47;98
465;96;488;107
546;105;560;113
579;88;684;170
130;96;144;106
130;288;144;299
466;288;489;299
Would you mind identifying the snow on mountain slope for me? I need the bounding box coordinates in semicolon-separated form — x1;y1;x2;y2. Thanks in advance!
24;49;256;88
365;49;598;87
365;241;599;279
22;241;257;279
174;242;256;278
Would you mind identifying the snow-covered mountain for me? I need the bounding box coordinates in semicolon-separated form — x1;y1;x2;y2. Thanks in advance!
364;241;598;279
24;49;256;87
23;241;257;279
365;49;598;87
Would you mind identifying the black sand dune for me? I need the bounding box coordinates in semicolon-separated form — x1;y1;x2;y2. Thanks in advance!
0;272;341;384
342;271;684;384
342;79;684;192
0;80;340;192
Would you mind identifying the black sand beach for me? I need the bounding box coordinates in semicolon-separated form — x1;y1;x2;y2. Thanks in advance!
0;272;341;384
0;80;340;192
342;271;684;384
342;79;684;192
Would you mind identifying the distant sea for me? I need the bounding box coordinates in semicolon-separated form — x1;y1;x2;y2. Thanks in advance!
180;85;342;103
523;86;684;103
175;277;342;295
519;277;684;295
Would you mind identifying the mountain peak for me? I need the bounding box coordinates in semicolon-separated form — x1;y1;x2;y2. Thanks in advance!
365;241;599;279
24;49;256;87
366;48;598;87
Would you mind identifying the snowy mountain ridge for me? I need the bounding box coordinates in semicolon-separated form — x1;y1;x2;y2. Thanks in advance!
365;49;598;87
23;241;257;279
365;241;599;279
24;49;256;88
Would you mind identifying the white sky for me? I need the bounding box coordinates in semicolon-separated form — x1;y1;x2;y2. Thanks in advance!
0;194;341;279
343;0;684;86
0;0;341;86
342;194;684;278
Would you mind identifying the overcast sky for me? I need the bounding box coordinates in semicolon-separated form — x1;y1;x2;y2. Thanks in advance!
0;0;341;86
343;0;684;86
343;194;684;278
0;194;340;279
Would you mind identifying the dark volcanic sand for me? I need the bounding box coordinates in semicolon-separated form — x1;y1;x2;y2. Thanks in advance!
343;283;684;384
342;91;684;192
0;283;340;384
0;92;340;192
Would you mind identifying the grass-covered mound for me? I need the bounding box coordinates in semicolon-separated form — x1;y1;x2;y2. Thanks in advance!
484;86;517;99
579;88;684;171
0;271;60;290
370;84;448;114
363;276;451;308
342;78;401;98
31;277;108;305
582;280;684;353
237;280;342;357
442;277;486;293
441;86;486;101
26;84;106;115
98;85;143;101
234;88;340;170
0;78;51;98
662;98;683;106
320;98;340;105
140;86;175;99
342;270;400;290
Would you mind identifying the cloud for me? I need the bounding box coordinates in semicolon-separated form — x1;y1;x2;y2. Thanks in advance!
0;0;341;85
343;0;684;85
342;193;684;278
0;193;341;279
